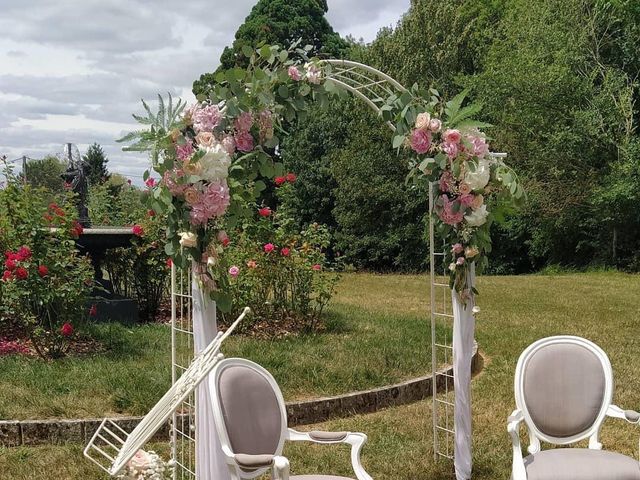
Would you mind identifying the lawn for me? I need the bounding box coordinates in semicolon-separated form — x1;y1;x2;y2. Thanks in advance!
0;273;434;419
1;271;639;480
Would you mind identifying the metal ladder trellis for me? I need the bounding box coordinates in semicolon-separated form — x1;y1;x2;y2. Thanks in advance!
429;182;455;461
171;265;197;480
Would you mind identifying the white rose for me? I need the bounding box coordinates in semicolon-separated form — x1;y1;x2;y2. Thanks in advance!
464;204;489;227
415;112;431;130
464;159;491;191
179;232;197;248
199;145;230;182
128;450;152;471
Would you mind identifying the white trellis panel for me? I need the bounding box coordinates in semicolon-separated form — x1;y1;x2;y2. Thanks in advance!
171;265;197;480
323;59;408;132
429;182;455;461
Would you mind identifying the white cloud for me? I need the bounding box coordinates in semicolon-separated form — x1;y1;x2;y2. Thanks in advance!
0;0;410;184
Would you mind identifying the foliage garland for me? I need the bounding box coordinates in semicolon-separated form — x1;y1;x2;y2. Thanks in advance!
120;41;523;306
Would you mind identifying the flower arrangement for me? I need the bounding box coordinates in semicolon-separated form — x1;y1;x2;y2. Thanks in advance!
401;92;524;300
119;42;335;309
117;450;173;480
120;42;522;304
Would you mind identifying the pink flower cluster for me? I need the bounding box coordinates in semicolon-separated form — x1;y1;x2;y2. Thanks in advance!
189;181;231;225
192;104;222;133
439;195;464;226
234;111;254;152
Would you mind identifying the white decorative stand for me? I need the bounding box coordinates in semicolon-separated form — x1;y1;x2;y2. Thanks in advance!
191;266;230;480
451;266;475;480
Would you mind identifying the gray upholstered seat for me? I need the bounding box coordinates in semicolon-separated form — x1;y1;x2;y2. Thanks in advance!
522;448;640;480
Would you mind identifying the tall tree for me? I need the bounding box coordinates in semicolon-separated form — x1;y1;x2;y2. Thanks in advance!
83;143;109;186
23;156;66;193
193;0;347;95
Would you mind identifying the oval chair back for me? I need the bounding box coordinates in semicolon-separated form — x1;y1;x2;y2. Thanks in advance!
210;358;288;478
514;336;614;451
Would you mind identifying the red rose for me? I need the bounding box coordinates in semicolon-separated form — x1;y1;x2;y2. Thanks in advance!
17;246;31;261
2;270;13;282
72;221;84;237
274;176;286;186
60;323;74;337
64;182;72;190
166;258;173;269
5;258;16;271
258;207;271;217
145;178;156;188
281;247;290;257
147;209;156;217
89;304;97;317
222;238;230;247
286;172;297;183
263;243;275;253
38;265;49;277
15;267;28;280
132;225;144;237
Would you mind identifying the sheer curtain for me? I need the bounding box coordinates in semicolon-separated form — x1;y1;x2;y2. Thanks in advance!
192;269;230;480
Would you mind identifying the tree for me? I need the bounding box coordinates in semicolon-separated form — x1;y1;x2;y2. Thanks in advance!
23;156;65;193
83;143;109;186
193;0;348;95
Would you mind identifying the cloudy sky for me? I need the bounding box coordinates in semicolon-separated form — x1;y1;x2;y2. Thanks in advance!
0;0;409;184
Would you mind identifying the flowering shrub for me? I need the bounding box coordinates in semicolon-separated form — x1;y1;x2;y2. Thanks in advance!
0;162;94;358
0;339;30;356
214;181;338;331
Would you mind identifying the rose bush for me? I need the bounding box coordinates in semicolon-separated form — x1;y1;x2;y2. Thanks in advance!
0;161;94;358
213;179;339;333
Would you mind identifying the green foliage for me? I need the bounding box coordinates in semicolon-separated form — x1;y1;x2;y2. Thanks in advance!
217;184;339;332
22;156;65;194
82;143;110;186
193;0;347;95
0;162;93;359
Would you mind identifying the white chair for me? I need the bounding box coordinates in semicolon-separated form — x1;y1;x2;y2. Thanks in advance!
509;336;640;480
210;358;373;480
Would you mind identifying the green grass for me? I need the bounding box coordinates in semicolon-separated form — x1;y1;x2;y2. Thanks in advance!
1;271;640;480
0;273;434;419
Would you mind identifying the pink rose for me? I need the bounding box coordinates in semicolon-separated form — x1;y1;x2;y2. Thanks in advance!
128;450;152;471
176;142;194;162
456;256;466;266
442;141;458;159
443;129;462;144
184;187;201;205
460;194;475;207
415;112;431;131
195;131;216;148
192;104;222;133
438;195;464;226
470;136;489;158
429;118;442;132
258;207;271;217
471;194;484;210
288;66;302;81
409;128;431;154
145;177;156;188
228;266;240;277
234;131;254;152
221;135;236;155
451;243;464;254
132;225;144;237
281;247;290;257
459;182;471;195
264;243;275;253
234;112;253;132
312;264;322;271
189;181;230;225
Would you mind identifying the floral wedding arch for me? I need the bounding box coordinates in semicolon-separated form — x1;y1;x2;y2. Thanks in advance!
97;41;523;480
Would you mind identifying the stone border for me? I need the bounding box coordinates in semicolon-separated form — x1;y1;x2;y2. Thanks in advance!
0;345;482;447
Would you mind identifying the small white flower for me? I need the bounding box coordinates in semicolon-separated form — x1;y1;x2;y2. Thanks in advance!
199;144;231;182
464;159;491;191
449;262;457;272
472;306;481;315
179;231;197;248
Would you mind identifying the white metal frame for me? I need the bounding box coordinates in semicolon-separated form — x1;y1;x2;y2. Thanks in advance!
508;335;640;480
83;306;250;476
210;358;373;480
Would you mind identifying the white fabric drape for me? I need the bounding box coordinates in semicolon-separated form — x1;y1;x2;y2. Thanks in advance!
192;268;230;480
451;265;476;480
